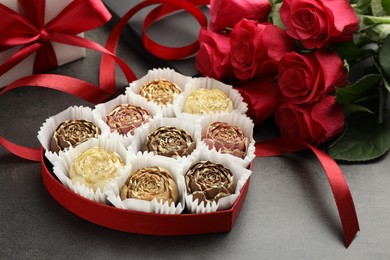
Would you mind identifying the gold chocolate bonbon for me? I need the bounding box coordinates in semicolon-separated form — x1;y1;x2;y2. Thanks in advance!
183;88;233;114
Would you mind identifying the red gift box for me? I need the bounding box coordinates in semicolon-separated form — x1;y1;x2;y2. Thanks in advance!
0;0;111;87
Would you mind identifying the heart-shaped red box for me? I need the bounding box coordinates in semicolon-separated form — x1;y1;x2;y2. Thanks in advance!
40;148;250;235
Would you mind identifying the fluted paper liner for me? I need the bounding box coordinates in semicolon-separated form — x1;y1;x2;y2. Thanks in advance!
127;68;192;117
184;151;252;213
199;112;256;168
128;117;202;163
106;153;187;214
37;105;108;164
93;93;162;147
173;77;248;120
52;134;129;204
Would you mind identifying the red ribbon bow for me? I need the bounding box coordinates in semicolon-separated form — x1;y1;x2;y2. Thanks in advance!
0;0;111;76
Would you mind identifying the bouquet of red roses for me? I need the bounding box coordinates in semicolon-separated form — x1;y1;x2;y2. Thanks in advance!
196;0;390;162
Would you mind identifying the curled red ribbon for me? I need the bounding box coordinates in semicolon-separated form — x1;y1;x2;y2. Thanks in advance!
255;138;360;247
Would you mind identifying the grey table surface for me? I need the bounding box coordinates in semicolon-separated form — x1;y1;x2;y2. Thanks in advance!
1;24;390;260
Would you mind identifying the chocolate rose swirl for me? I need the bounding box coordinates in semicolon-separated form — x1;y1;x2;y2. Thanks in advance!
105;104;152;135
144;126;195;158
138;79;182;105
183;88;233;114
202;121;249;158
70;147;124;192
120;166;179;205
185;161;236;205
50;120;101;153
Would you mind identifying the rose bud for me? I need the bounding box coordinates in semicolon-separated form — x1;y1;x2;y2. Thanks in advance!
202;121;249;159
185;161;236;205
70;147;124;192
230;19;295;81
278;50;347;105
105;104;152;135
50;119;101;153
275;95;344;145
195;28;234;81
209;0;271;33
120;166;179;205
144;126;196;158
138;79;181;105
280;0;359;49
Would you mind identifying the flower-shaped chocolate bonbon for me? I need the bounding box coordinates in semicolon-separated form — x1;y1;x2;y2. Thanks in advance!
183;88;233;114
144;126;195;158
202;121;249;158
50;119;101;153
120;166;179;204
185;161;236;205
105;104;152;135
138;79;182;105
70;147;124;192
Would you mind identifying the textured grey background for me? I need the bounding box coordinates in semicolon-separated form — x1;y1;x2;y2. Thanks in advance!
1;19;390;260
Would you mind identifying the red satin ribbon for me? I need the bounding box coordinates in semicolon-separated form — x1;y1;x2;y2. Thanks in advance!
0;0;112;76
99;0;209;90
255;138;360;247
0;0;359;248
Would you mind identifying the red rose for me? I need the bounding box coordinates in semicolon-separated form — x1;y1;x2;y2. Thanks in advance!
278;49;347;105
280;0;359;49
237;77;282;124
275;96;344;144
195;28;233;81
209;0;271;33
230;19;295;81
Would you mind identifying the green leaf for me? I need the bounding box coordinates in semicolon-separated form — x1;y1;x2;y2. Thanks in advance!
328;114;390;161
343;103;375;116
383;0;390;14
372;0;389;16
384;77;390;91
330;41;365;60
378;34;390;79
365;24;390;41
269;3;285;29
336;74;382;104
352;0;373;14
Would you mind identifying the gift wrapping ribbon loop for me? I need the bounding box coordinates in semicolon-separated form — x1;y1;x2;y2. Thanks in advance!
0;0;359;248
99;0;208;90
255;138;359;247
0;0;110;77
142;0;209;60
0;0;139;160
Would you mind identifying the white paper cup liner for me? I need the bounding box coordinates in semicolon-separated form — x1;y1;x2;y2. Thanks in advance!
173;77;248;120
198;112;256;168
128;117;202;163
52;134;129;204
127;68;192;117
92;93;162;147
184;151;252;213
37;105;108;164
106;152;188;214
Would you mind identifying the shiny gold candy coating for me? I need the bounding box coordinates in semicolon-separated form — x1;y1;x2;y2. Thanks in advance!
105;104;152;135
144;126;195;158
50;119;101;153
185;161;236;205
138;79;181;105
183;88;233;114
120;166;179;205
70;147;124;192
